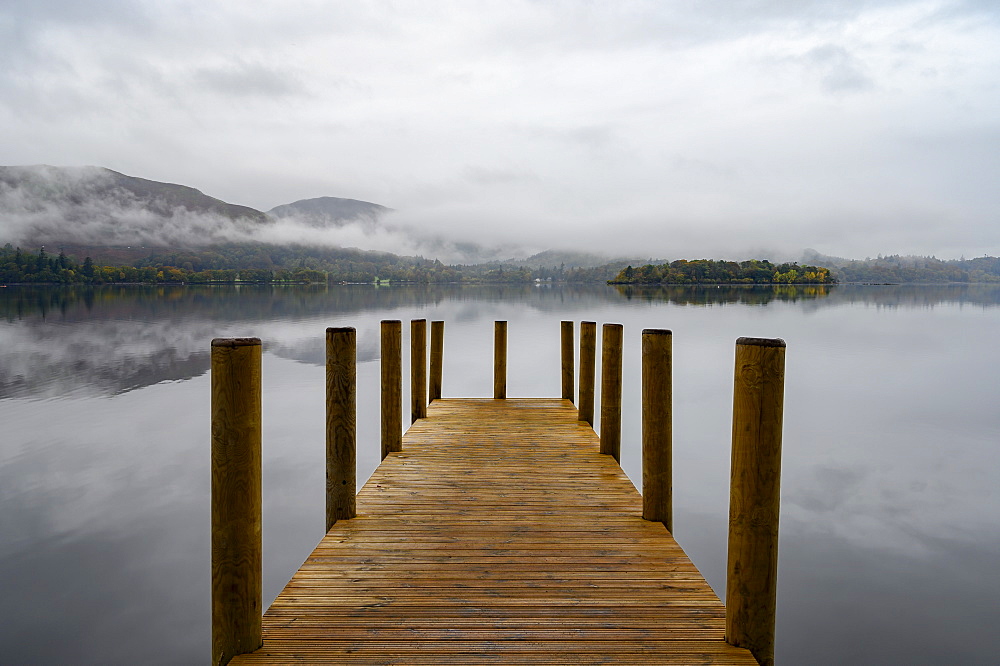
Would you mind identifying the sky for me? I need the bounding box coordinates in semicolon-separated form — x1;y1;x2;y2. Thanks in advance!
2;0;999;261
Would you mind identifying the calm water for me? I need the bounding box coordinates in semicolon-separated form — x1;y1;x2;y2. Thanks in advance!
1;283;998;664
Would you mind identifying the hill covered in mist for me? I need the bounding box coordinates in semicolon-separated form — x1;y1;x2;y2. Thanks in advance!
3;166;997;285
0;165;522;264
268;197;391;229
0;165;269;247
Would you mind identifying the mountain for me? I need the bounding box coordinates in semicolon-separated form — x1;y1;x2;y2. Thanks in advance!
268;196;391;228
266;195;527;264
0;165;269;248
512;250;656;270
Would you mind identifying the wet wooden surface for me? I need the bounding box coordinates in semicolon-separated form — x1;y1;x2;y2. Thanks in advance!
230;399;757;664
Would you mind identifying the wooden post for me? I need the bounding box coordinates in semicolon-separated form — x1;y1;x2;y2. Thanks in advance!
560;320;574;402
211;337;262;666
494;320;507;399
641;329;672;530
578;321;596;425
599;323;624;461
326;327;356;531
429;320;444;401
726;337;785;666
411;319;427;423
381;320;402;459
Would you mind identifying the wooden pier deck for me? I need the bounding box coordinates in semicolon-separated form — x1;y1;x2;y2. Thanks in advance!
230;398;758;664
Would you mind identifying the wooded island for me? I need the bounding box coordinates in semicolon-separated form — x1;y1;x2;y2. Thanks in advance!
609;259;835;284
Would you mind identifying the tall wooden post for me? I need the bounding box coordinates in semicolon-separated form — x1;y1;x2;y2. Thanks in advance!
429;320;444;401
641;329;672;530
560;320;574;402
578;321;596;425
599;323;624;461
381;320;402;459
411;319;427;423
211;338;262;666
326;327;356;531
726;337;785;666
494;320;507;399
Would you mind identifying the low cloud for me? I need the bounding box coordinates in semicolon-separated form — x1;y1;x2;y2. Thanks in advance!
0;166;528;263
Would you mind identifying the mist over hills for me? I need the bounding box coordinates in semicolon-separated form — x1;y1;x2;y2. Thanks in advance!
4;166;997;285
0;166;524;265
0;165;269;247
268;197;391;229
0;165;800;270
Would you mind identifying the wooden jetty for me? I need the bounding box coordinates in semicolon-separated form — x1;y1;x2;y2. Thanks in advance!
212;322;785;666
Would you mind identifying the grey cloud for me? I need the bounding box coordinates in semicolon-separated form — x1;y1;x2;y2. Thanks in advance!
514;123;621;155
194;60;308;98
0;0;149;28
805;44;875;93
462;165;539;186
2;0;998;260
922;0;1000;24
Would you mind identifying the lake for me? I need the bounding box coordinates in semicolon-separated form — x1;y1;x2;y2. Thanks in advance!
1;283;998;664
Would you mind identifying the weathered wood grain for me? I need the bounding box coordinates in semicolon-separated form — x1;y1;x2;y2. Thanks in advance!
429;320;444;401
642;328;672;530
380;321;402;459
230;399;757;665
211;338;263;666
560;320;574;402
326;327;356;530
599;323;624;461
726;338;785;666
494;321;507;399
411;319;427;423
578;322;597;426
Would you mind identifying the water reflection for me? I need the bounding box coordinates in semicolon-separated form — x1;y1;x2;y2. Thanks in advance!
0;284;618;398
614;282;1000;308
4;283;999;401
1;284;999;664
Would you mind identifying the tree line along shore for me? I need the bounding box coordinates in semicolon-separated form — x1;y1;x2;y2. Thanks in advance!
3;244;999;285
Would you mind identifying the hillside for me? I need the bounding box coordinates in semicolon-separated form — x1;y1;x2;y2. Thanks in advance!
268;196;391;228
0;165;270;248
0;166;508;265
801;249;1000;283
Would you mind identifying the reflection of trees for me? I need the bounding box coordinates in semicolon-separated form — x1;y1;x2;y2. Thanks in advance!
4;283;1000;323
613;284;1000;308
0;284;635;322
615;284;834;305
0;284;625;399
3;282;998;399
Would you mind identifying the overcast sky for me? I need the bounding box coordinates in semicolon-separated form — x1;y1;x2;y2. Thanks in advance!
2;0;998;260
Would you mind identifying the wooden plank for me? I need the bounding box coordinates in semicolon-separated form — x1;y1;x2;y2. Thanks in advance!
230;399;756;665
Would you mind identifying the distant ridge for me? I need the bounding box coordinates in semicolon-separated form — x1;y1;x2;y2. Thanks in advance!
513;249;654;270
268;196;391;228
0;165;269;225
0;164;273;249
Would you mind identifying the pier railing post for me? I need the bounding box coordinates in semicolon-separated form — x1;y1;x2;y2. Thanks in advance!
326;327;356;531
211;337;262;666
599;323;624;461
494;320;507;399
381;320;402;459
411;319;427;422
726;337;785;666
430;320;444;401
642;329;672;530
561;320;574;402
578;321;596;425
